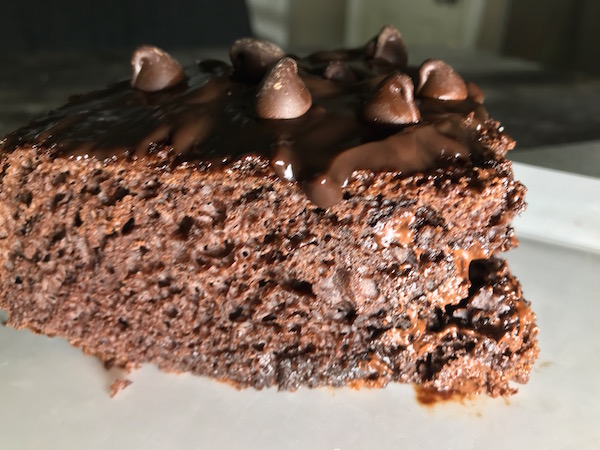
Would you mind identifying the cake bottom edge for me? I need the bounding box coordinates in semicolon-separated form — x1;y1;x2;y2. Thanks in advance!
0;257;538;397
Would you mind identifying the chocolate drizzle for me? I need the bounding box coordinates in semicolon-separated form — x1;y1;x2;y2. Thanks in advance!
1;27;491;208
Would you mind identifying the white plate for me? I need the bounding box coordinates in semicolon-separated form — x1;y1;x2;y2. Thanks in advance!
2;163;600;449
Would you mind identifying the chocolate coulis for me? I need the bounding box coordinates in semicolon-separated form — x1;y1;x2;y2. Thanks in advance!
1;26;490;208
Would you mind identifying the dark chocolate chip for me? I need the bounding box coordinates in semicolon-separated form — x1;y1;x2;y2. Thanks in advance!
466;81;485;104
362;73;420;125
417;59;468;101
256;58;312;120
131;46;185;92
365;26;408;68
324;61;356;83
230;38;285;83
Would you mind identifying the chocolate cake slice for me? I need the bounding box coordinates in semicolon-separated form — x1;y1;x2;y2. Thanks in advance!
0;27;538;396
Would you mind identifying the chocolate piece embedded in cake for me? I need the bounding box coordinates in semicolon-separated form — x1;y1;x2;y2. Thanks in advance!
0;26;538;396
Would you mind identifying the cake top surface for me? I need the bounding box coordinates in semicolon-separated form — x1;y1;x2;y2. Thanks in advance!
1;26;497;207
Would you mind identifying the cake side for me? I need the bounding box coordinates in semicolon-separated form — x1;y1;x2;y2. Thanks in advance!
0;141;531;393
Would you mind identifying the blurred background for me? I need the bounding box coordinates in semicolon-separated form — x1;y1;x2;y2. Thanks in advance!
1;0;599;174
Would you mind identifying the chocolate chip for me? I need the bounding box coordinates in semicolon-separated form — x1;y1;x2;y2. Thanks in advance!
417;59;468;101
131;46;185;93
230;38;285;83
365;26;408;68
324;61;356;83
256;58;312;120
362;73;420;125
466;81;485;104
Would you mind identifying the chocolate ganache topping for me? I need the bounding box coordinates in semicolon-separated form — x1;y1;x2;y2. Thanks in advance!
1;26;491;208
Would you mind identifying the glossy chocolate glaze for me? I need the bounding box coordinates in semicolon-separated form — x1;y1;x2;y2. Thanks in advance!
1;27;491;208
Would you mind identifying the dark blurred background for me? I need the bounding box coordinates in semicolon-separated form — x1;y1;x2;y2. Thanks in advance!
0;0;252;51
1;0;599;174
